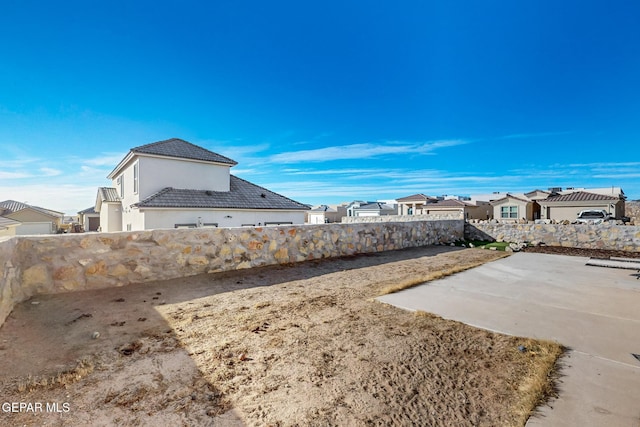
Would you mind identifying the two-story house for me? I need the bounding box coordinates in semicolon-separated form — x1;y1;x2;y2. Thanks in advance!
95;138;309;231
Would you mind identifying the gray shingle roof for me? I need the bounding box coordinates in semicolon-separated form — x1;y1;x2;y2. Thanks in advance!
0;200;63;217
490;193;531;205
310;205;336;212
431;199;470;207
133;175;309;210
396;193;436;203
544;191;619;202
0;216;21;229
97;187;121;203
356;202;395;211
78;206;97;214
131;138;238;165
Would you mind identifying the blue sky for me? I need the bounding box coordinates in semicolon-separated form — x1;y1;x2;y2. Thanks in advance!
1;1;639;214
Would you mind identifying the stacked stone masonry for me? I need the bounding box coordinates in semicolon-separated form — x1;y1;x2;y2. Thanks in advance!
465;222;640;252
342;213;463;223
0;221;463;327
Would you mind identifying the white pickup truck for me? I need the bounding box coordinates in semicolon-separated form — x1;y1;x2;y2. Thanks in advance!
576;209;612;224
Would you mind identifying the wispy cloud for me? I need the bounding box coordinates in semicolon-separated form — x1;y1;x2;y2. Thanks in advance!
83;153;128;167
269;139;469;163
499;131;573;140
39;167;62;177
0;170;32;179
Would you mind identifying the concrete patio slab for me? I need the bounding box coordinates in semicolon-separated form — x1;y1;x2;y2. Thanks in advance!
377;252;640;426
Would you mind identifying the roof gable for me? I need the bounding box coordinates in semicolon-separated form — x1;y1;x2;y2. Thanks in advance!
490;194;531;205
108;138;238;179
95;187;121;212
396;193;436;203
132;138;237;165
0;200;63;218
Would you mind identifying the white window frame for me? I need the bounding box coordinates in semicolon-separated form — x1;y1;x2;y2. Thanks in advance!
116;176;124;197
500;205;518;219
133;161;139;195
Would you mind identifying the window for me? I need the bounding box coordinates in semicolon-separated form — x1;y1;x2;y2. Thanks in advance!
117;175;124;197
133;162;139;194
500;206;518;219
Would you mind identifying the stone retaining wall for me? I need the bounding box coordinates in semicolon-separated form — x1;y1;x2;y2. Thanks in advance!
465;222;640;252
0;220;464;326
342;213;463;223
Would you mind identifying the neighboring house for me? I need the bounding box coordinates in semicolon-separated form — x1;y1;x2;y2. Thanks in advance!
352;202;397;217
490;194;538;222
0;200;64;235
0;216;21;238
78;206;101;232
487;187;626;222
396;194;438;215
95;138;309;231
344;201;374;217
424;199;492;220
307;205;347;224
538;189;626;221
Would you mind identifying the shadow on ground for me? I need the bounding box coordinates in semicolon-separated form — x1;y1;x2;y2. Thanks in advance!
0;245;462;425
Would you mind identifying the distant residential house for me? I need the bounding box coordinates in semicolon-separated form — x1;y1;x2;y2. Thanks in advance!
487;187;626;222
352;202;397;217
396;194;438;215
0;216;21;238
538;188;626;221
344;201;374;217
0;200;63;235
95;138;309;231
307;205;347;224
78;206;101;232
490;194;538;222
424;199;492;220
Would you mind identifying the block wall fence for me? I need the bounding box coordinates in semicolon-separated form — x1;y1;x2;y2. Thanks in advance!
0;220;463;327
2;220;638;328
465;222;640;252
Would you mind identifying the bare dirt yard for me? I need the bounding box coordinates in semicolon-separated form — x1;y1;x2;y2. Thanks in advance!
0;247;562;426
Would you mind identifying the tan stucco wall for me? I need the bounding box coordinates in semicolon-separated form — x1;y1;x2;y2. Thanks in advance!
6;210;59;225
540;200;625;221
492;199;531;222
0;227;17;238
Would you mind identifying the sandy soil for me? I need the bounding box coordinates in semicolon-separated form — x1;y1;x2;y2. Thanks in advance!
0;247;561;426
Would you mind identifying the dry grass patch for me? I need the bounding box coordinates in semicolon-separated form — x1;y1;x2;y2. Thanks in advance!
380;250;510;295
15;357;95;393
511;338;565;423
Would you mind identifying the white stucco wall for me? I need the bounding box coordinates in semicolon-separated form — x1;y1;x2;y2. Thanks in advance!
100;203;123;232
136;156;231;198
141;209;305;230
112;157;231;209
308;213;326;224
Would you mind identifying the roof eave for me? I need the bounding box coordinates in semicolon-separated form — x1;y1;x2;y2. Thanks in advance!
107;151;135;179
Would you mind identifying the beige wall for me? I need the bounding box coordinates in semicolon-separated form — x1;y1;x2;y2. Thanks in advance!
540;200;625;221
6;209;60;225
492;199;532;222
0;227;17;238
